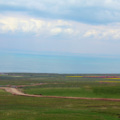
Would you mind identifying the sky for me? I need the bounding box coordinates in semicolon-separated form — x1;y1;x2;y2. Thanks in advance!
0;0;120;73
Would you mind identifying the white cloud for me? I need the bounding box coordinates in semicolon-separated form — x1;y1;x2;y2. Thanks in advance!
0;14;120;40
84;30;98;37
83;24;120;40
51;28;62;35
0;15;74;36
64;28;74;34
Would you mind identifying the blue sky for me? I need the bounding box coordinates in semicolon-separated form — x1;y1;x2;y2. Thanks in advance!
0;0;120;73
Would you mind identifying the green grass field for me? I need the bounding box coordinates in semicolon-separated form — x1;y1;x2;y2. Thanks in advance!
1;90;120;120
23;76;120;99
1;73;120;120
24;86;120;98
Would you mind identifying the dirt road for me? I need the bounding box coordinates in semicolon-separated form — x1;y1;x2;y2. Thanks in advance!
1;87;120;101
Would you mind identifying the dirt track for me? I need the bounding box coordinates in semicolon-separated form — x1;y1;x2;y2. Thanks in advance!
1;87;120;101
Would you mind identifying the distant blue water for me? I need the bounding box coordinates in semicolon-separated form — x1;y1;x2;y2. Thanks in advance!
0;52;120;73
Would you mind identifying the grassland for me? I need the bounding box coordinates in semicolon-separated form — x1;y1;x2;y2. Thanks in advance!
23;76;120;99
1;73;120;120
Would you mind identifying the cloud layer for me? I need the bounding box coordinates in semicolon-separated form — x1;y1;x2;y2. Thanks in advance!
0;1;120;55
0;15;120;40
1;0;120;24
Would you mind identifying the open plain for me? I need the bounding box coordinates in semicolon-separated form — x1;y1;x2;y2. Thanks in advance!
1;73;120;120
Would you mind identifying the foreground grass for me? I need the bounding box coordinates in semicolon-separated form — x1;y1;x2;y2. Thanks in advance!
0;90;120;120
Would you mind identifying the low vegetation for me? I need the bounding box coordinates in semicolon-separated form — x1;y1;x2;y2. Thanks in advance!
1;73;120;120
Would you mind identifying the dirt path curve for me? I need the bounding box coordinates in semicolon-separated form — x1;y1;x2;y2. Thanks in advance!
1;87;120;101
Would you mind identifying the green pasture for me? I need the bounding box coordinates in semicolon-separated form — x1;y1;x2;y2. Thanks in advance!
0;89;10;95
1;73;120;120
24;84;120;98
0;90;120;120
